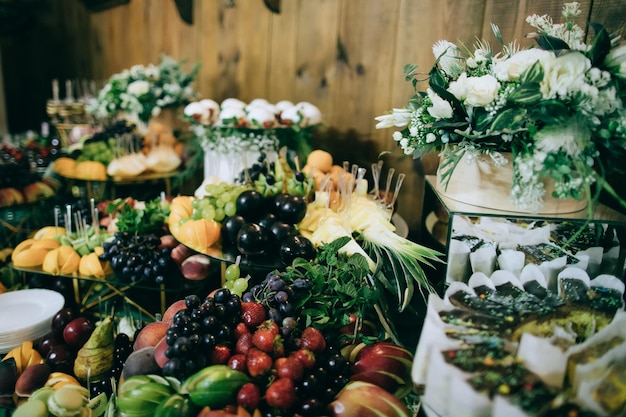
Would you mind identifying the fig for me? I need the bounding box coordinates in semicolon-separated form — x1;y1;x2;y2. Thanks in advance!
181;254;211;281
171;243;195;265
0;357;18;396
51;308;75;337
122;347;160;379
38;331;64;357
15;363;50;397
45;344;75;374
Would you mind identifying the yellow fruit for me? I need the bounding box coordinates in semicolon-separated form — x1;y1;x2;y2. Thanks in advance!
45;372;81;390
30;239;61;251
12;248;50;268
53;157;77;177
74;161;107;181
57;246;80;275
42;249;60;275
12;239;35;257
168;195;194;236
306;149;333;173
33;226;65;240
79;253;108;278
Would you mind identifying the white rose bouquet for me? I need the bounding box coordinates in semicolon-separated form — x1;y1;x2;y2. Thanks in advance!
88;55;200;124
376;2;626;213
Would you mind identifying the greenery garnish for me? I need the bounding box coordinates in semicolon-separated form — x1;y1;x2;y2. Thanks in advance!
283;237;380;336
106;196;169;235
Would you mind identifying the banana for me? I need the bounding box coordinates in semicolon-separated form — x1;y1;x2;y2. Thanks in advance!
73;316;115;382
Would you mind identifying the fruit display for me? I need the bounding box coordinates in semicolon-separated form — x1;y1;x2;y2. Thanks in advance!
0;135;61;208
52;119;185;181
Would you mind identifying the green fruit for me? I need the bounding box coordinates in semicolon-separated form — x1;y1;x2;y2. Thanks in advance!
13;399;48;417
87;392;108;416
180;365;249;408
118;375;155;395
154;394;199;417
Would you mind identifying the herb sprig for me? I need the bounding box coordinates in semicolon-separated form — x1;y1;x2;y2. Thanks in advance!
283;237;380;334
106;196;169;235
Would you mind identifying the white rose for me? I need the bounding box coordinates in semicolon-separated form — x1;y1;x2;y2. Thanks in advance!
426;88;453;119
492;49;555;81
542;51;591;99
127;80;151;97
461;75;500;107
447;73;469;101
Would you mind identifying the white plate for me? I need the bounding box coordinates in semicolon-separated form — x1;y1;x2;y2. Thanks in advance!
0;289;64;334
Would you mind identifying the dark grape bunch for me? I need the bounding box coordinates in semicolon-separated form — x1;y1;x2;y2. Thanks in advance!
85;120;136;145
221;189;315;265
243;272;313;339
234;152;274;184
89;332;133;398
292;348;351;417
99;231;178;284
162;291;241;380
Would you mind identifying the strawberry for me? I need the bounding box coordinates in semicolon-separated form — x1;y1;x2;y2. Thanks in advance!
275;356;304;380
235;332;254;355
265;377;297;410
252;328;280;354
257;319;279;335
227;353;247;372
237;382;262;411
299;327;326;353
241;302;267;328
234;322;250;338
292;348;316;369
209;344;231;365
246;348;273;377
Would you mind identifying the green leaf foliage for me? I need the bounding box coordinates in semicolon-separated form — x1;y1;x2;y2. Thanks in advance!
282;238;381;336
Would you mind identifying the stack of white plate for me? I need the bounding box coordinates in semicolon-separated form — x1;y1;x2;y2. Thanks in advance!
0;289;65;354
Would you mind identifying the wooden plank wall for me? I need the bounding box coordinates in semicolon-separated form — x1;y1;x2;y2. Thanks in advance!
2;0;625;236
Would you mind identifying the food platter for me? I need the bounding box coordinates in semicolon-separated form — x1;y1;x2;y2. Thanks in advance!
0;289;65;353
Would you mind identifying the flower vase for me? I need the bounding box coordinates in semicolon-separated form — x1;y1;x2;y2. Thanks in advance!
435;152;587;214
194;127;280;196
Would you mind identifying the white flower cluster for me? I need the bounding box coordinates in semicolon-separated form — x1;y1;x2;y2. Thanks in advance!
376;2;626;212
88;55;199;123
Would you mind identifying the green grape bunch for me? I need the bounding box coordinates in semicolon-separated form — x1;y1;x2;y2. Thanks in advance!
190;182;251;223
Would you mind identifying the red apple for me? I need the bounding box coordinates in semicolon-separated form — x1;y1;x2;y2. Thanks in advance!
153;336;168;368
133;321;169;351
330;381;411;417
62;317;95;349
162;299;187;324
350;342;414;398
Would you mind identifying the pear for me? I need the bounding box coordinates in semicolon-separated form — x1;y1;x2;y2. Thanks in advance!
73;316;115;382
